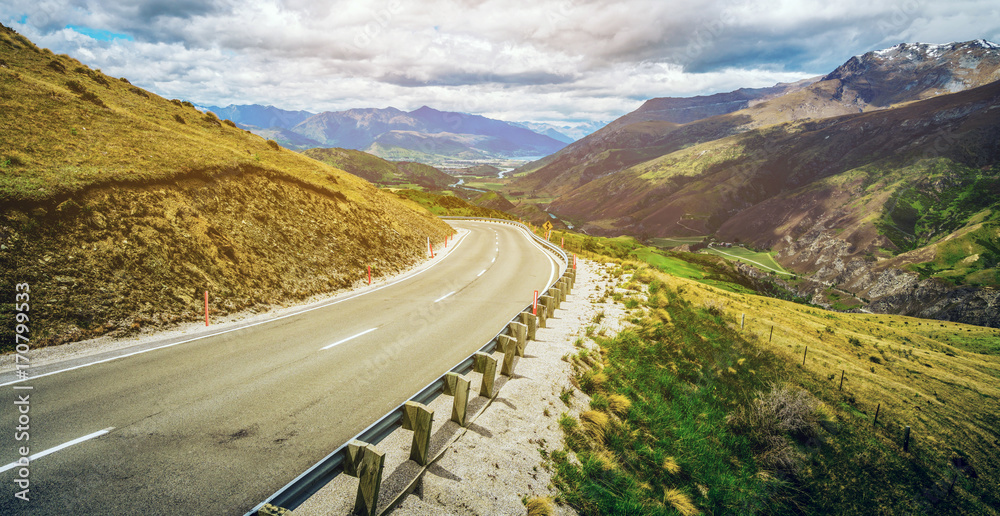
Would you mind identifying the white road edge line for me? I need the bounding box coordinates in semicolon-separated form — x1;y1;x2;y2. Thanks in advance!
434;291;456;303
0;229;473;387
0;427;114;474
320;328;378;351
477;269;486;277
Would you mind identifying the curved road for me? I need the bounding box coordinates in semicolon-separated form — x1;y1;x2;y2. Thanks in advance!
0;220;560;515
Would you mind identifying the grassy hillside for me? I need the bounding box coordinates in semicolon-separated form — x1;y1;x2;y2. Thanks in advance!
299;147;399;183
298;148;453;190
391;189;519;220
554;261;1000;514
0;24;450;349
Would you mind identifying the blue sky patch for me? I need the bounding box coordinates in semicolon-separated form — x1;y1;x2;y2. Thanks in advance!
66;25;134;42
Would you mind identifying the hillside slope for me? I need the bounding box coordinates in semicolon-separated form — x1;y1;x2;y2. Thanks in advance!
509;40;1000;200
300;148;454;190
0;24;450;349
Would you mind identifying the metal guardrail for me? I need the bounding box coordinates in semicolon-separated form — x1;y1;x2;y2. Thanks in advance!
248;217;569;514
439;216;569;271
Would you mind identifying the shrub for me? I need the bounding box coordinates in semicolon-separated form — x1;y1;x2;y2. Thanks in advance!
65;79;86;94
173;114;185;124
170;99;182;107
119;77;131;84
728;384;818;474
129;86;148;98
181;100;194;108
79;91;107;108
223;119;237;128
267;139;280;150
47;59;66;73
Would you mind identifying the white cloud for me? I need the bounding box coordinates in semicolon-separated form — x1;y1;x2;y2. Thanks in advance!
2;0;998;123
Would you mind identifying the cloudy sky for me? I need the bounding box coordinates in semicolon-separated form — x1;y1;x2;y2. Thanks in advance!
3;0;999;127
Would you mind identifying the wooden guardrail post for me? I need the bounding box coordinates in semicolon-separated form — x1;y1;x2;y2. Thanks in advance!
509;322;527;356
540;295;555;317
443;372;471;427
536;304;548;328
519;312;536;341
402;401;433;466
473;352;497;397
344;440;385;516
559;277;571;297
547;287;562;308
498;334;517;376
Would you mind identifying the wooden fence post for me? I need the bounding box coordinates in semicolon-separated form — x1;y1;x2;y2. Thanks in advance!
903;426;911;452
344;440;385;516
509;322;527;356
873;403;880;425
443;372;471;427
839;370;845;391
473;352;497;398
402;401;433;466
498;335;517;376
741;313;745;329
768;325;773;343
520;312;537;341
802;346;808;366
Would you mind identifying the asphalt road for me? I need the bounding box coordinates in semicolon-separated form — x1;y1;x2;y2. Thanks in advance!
0;220;561;515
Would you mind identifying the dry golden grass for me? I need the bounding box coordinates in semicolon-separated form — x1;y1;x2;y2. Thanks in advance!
664;488;700;516
662;456;681;475
525;496;555;516
579;410;610;442
0;27;379;205
608;393;632;415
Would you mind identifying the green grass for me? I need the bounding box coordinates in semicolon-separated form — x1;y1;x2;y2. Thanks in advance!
701;246;790;276
465;181;504;191
553;267;1000;515
552;286;783;514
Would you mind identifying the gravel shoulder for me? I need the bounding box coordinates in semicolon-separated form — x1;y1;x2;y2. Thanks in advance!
294;258;632;516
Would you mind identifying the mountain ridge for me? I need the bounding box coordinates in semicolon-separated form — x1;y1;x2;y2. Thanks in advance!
203;103;568;161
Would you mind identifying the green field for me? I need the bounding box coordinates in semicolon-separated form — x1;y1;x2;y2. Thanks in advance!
701;246;791;275
649;236;705;248
464;180;505;191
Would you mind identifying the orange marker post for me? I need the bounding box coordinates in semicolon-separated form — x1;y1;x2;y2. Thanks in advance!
368;265;372;285
533;290;539;315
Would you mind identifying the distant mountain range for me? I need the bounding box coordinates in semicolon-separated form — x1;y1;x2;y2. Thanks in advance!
506;39;1000;327
201;104;571;161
